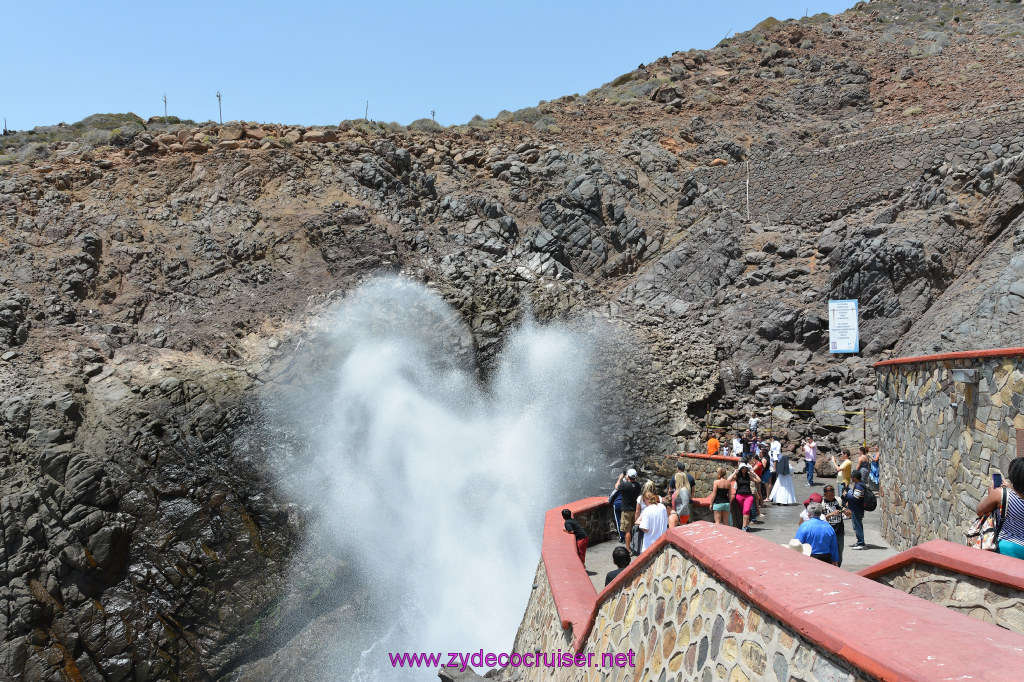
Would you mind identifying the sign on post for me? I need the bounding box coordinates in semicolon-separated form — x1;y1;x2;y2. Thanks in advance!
828;299;859;353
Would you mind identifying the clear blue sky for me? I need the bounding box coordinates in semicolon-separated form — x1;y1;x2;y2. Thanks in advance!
2;1;855;130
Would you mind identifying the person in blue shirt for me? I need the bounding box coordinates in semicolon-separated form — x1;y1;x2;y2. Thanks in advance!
794;503;839;565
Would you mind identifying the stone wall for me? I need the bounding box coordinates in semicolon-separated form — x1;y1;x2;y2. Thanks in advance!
687;102;1024;225
858;539;1024;635
876;563;1024;635
510;562;573;659
572;502;617;544
874;349;1024;550
674;453;739;498
507;548;857;682
505;517;1024;682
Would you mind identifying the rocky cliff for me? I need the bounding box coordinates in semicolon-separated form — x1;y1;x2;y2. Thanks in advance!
5;0;1024;679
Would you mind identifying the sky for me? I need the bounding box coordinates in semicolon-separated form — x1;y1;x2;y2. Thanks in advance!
1;0;856;130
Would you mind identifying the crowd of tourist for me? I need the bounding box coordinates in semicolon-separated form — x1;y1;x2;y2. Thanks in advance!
568;423;888;583
569;430;1024;587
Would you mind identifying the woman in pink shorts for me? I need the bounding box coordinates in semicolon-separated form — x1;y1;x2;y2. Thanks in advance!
729;459;761;532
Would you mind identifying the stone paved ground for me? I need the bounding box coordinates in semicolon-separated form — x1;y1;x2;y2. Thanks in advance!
587;469;898;591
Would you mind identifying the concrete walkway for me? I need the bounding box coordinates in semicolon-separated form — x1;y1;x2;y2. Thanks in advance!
587;467;898;591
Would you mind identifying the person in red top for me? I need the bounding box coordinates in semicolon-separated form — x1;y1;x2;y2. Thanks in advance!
707;431;721;456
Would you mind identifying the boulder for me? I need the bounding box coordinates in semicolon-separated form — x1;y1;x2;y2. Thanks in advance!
218;123;244;141
303;129;338;143
813;396;846;428
284;130;303;144
245;127;268;140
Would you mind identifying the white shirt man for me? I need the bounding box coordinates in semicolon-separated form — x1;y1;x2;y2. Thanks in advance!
638;500;668;552
769;438;782;471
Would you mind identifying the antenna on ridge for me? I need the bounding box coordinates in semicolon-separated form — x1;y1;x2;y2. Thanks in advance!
216;91;223;124
163;93;168;121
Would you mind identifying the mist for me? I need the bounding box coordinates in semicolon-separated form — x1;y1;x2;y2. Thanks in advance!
262;277;611;680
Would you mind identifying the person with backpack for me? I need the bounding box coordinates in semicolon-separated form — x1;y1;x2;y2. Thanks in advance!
843;470;875;549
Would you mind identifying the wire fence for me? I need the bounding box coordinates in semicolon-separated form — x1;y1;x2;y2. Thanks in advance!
700;405;878;447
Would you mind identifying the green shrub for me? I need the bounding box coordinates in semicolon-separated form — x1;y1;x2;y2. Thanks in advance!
18;142;50;162
75;113;146;131
409;118;443;132
511;107;543;123
80;129;110;149
902;106;922;117
753;17;782;33
107;122;145;147
610;71;635;87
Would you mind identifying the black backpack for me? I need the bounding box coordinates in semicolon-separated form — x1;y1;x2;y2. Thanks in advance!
861;485;877;512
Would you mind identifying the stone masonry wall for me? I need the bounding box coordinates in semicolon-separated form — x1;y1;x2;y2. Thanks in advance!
875;562;1024;635
688;102;1024;225
573;504;616;544
505;546;858;682
874;351;1024;551
510;561;573;662
676;453;740;498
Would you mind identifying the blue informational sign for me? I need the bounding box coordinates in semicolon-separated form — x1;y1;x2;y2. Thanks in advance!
828;299;859;353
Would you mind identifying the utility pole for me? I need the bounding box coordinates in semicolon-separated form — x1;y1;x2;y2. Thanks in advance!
365;101;369;121
431;109;436;121
216;91;222;124
163;94;168;121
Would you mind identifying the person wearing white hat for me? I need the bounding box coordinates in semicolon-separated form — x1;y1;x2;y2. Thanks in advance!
615;468;642;555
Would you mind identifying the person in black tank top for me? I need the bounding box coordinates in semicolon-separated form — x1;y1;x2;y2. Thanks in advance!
729;460;762;532
711;467;731;525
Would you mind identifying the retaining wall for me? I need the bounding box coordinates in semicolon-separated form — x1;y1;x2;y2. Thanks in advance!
874;347;1024;551
688;101;1024;225
671;452;740;498
507;498;1024;681
859;539;1024;635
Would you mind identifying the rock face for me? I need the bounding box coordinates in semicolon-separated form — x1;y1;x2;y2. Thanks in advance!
4;0;1024;677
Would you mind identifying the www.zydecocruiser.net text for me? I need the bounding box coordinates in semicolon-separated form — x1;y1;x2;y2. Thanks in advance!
389;650;637;671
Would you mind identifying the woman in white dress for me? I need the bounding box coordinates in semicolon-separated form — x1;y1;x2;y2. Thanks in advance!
769;450;797;505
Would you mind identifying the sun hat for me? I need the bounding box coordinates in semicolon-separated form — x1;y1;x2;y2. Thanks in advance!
781;538;813;555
